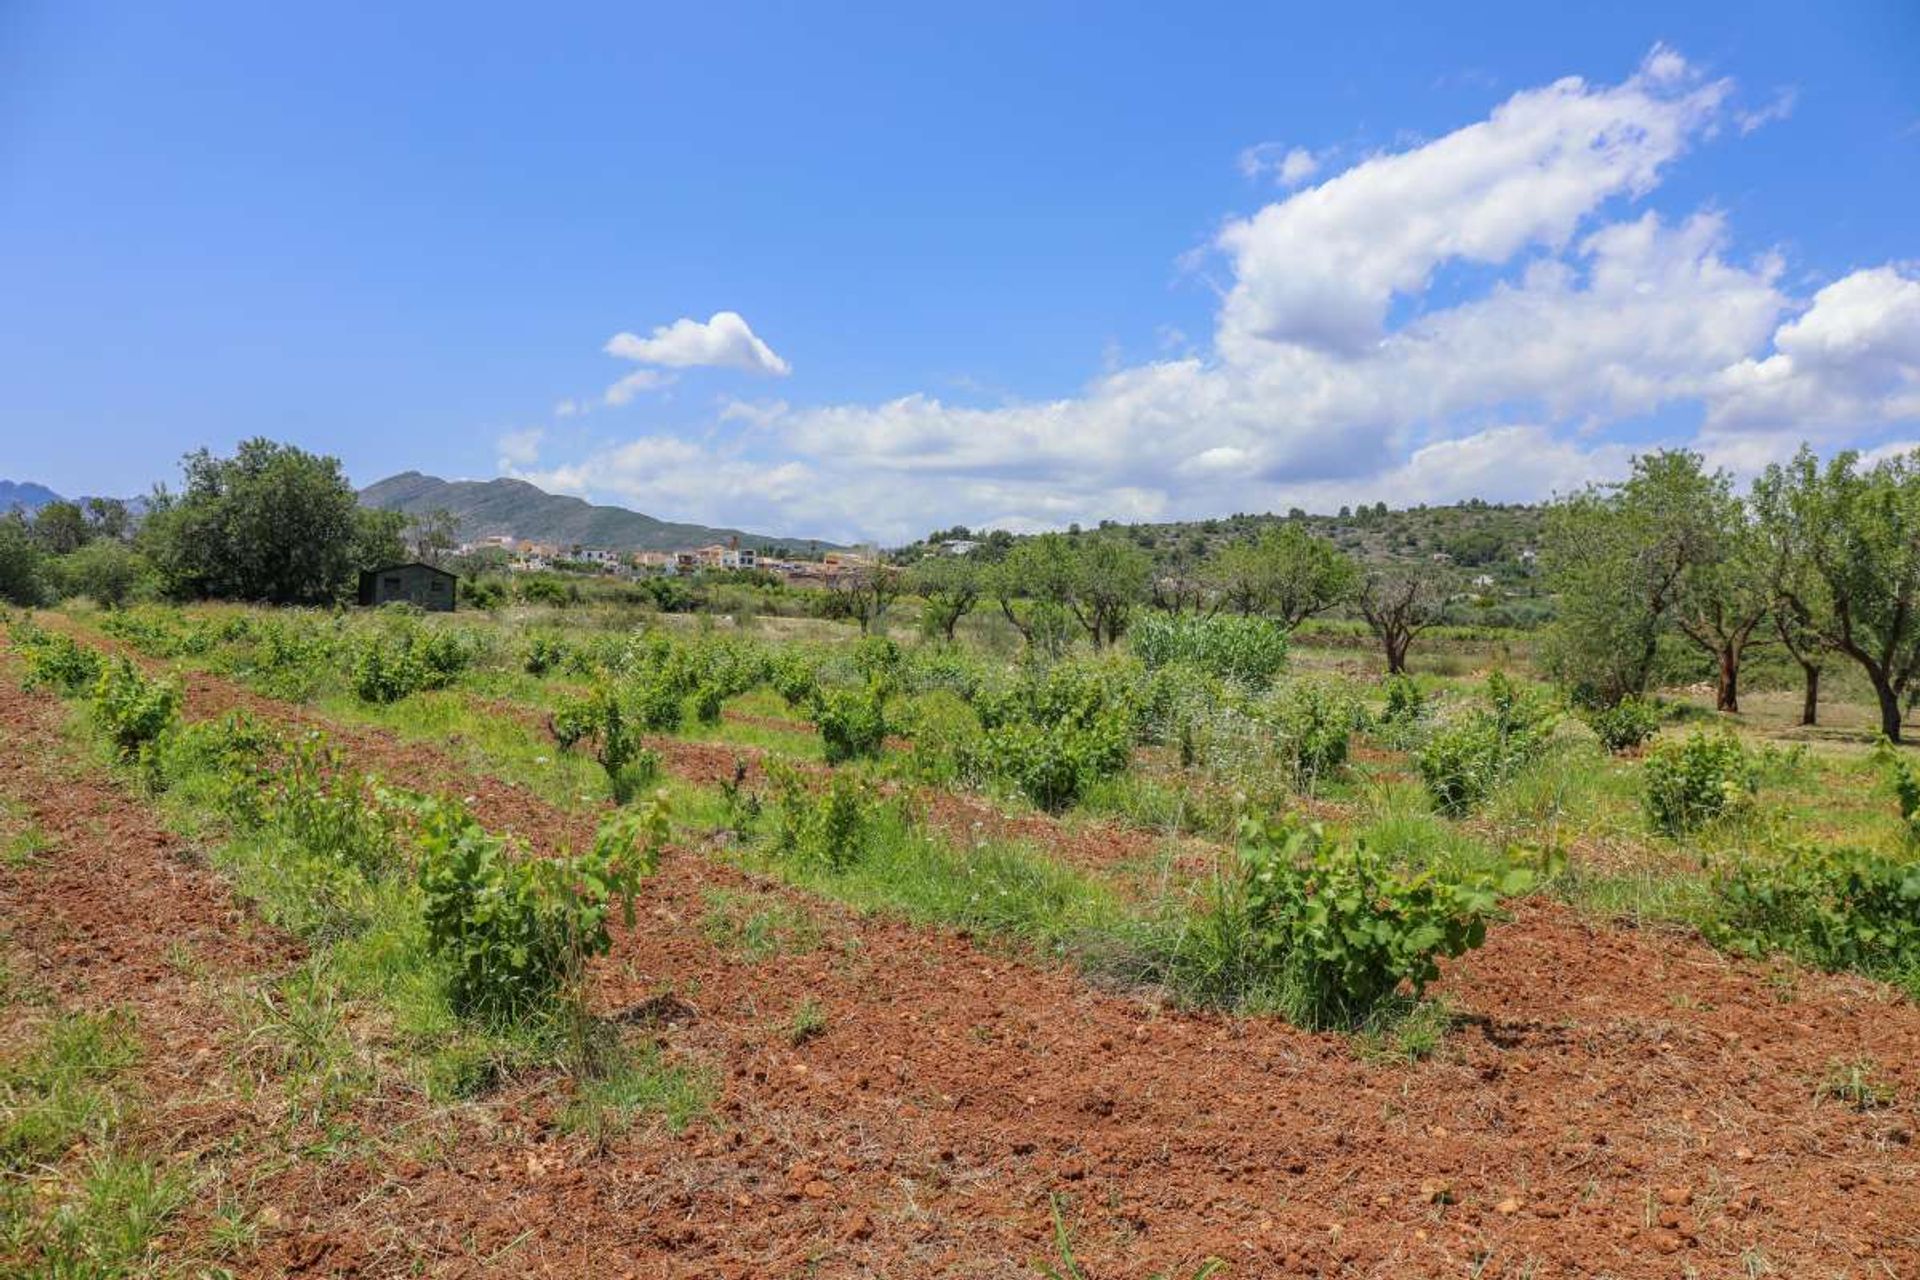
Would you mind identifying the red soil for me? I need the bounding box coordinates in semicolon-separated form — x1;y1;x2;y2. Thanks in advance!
7;625;1918;1275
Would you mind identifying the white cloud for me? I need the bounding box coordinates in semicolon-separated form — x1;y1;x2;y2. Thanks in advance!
498;46;1918;543
1737;87;1798;135
604;310;791;376
1238;142;1321;186
553;398;582;419
496;427;544;470
1701;264;1920;469
1216;45;1728;357
603;368;675;407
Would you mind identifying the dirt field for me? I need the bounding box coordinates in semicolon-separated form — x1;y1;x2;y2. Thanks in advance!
4;612;1918;1277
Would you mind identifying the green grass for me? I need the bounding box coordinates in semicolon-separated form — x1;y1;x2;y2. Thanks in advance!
0;1009;142;1172
557;1040;711;1146
700;888;824;960
0;1006;194;1279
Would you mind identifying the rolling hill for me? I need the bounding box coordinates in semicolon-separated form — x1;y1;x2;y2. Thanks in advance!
357;472;843;554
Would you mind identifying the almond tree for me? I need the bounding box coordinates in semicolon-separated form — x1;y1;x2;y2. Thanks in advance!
1206;524;1357;627
1357;563;1447;675
1756;446;1920;743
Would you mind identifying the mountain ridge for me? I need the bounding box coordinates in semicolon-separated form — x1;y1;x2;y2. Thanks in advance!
0;480;64;513
357;471;844;554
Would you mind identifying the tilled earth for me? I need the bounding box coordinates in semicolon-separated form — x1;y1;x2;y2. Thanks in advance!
3;631;1918;1277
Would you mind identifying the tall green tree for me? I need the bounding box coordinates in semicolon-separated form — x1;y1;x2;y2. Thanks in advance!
1206;524;1357;626
1069;535;1150;647
1541;450;1722;706
31;500;91;555
1755;446;1920;742
54;539;148;608
140;438;376;605
1660;457;1772;714
1750;463;1829;726
0;513;47;606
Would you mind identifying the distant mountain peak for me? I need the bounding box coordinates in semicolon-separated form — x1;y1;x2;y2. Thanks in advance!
0;480;64;513
356;472;842;553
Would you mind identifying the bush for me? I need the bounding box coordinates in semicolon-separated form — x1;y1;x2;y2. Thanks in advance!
347;623;474;703
969;714;1131;812
850;634;903;682
624;669;685;733
416;796;667;1023
768;649;820;708
1709;844;1920;990
813;684;889;764
1875;739;1920;844
894;689;985;784
1643;730;1757;836
1583;696;1662;754
1239;819;1531;1025
91;659;181;760
13;624;103;696
551;686;661;801
524;633;571;676
692;682;725;726
1382;675;1425;726
1415;675;1559;816
1130;613;1289;689
766;763;889;872
1265;680;1361;788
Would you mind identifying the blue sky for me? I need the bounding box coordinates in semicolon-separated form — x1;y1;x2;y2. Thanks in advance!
2;1;1916;541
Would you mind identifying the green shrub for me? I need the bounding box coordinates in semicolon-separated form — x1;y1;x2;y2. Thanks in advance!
851;634;903;682
348;624;475;703
1708;844;1920;990
90;659;181;760
624;669;684;733
1874;739;1920;844
894;689;984;785
261;737;399;881
1239;818;1531;1025
416;796;667;1023
969;714;1130;812
691;682;725;726
768;649;820;708
1643;730;1757;836
1382;675;1425;726
524;633;570;676
14;626;103;696
1415;675;1559;816
1134;662;1225;750
1266;680;1361;787
1582;696;1662;754
766;763;888;872
1130;613;1289;689
813;684;889;764
899;644;986;701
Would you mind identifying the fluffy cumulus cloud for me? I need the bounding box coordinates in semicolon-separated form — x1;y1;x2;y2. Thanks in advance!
604;311;791;377
512;46;1919;543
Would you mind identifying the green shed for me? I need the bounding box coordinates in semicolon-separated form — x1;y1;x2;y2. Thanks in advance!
358;562;457;612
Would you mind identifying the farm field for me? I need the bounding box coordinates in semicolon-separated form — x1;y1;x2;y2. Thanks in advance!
3;601;1918;1278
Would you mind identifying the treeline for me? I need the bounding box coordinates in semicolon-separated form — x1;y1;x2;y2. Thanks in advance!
864;524;1463;677
1540;447;1920;742
0;439;412;608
